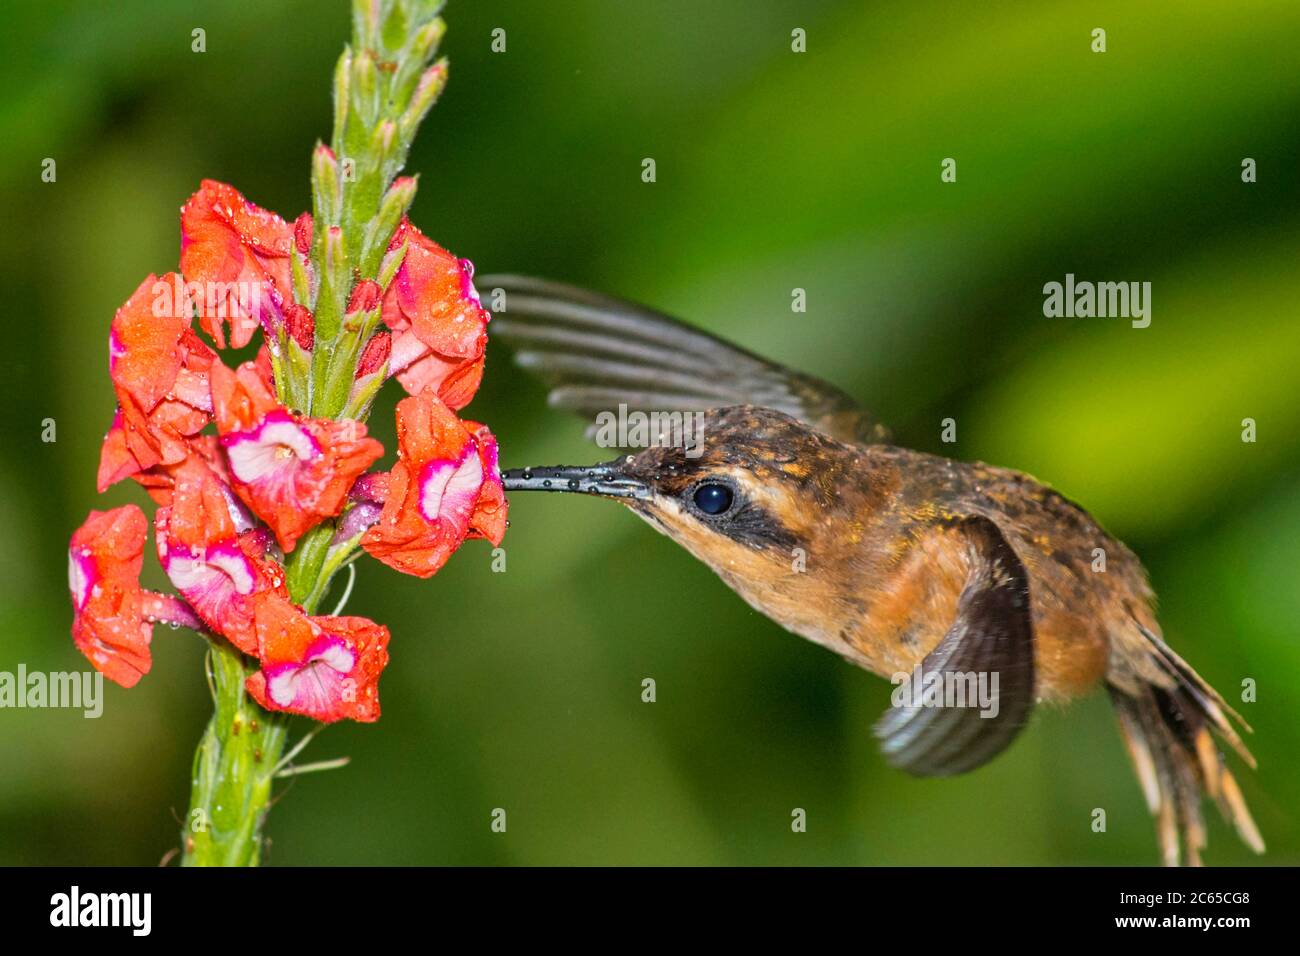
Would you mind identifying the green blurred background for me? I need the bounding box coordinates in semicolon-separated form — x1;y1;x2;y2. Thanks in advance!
0;0;1296;865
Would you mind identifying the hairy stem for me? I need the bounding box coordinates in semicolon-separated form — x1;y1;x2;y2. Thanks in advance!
180;643;288;866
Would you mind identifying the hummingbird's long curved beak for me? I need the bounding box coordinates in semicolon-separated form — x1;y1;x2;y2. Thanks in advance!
500;457;652;500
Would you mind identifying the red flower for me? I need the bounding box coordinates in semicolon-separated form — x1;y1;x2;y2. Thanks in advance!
154;458;286;654
180;180;292;350
362;392;506;578
382;219;488;409
97;275;216;493
245;594;389;723
68;506;155;688
211;360;384;552
463;420;507;544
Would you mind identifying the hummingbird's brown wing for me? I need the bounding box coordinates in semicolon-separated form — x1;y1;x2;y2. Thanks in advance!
478;274;890;445
873;516;1037;776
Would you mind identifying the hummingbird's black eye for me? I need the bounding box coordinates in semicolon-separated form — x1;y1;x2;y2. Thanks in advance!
692;482;734;516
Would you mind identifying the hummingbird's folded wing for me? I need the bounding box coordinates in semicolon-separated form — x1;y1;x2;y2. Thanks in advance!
478;274;890;446
873;516;1037;776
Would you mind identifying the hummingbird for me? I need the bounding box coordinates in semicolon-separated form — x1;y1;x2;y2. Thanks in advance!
482;273;1264;866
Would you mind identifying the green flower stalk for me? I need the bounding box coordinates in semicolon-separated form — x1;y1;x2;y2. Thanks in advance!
182;642;288;867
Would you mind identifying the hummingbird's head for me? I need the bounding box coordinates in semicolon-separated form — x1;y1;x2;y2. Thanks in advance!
501;406;876;606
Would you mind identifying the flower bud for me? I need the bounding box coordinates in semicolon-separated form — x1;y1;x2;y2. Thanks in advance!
370;119;398;160
341;331;391;420
332;500;383;546
353;0;381;49
377;237;408;290
355;331;390;379
347;279;383;317
311;144;342;225
399;59;447;141
314;226;349;342
290;218;317;309
293;213;313;255
352;49;381;126
285;304;315;351
409;19;446;64
332;47;352;146
360;176;417;274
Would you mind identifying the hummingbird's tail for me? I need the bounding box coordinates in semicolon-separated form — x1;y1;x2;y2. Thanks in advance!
1107;625;1264;866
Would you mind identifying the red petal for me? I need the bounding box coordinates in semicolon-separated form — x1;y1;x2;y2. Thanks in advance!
68;506;154;687
179;180;292;349
109;274;188;412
